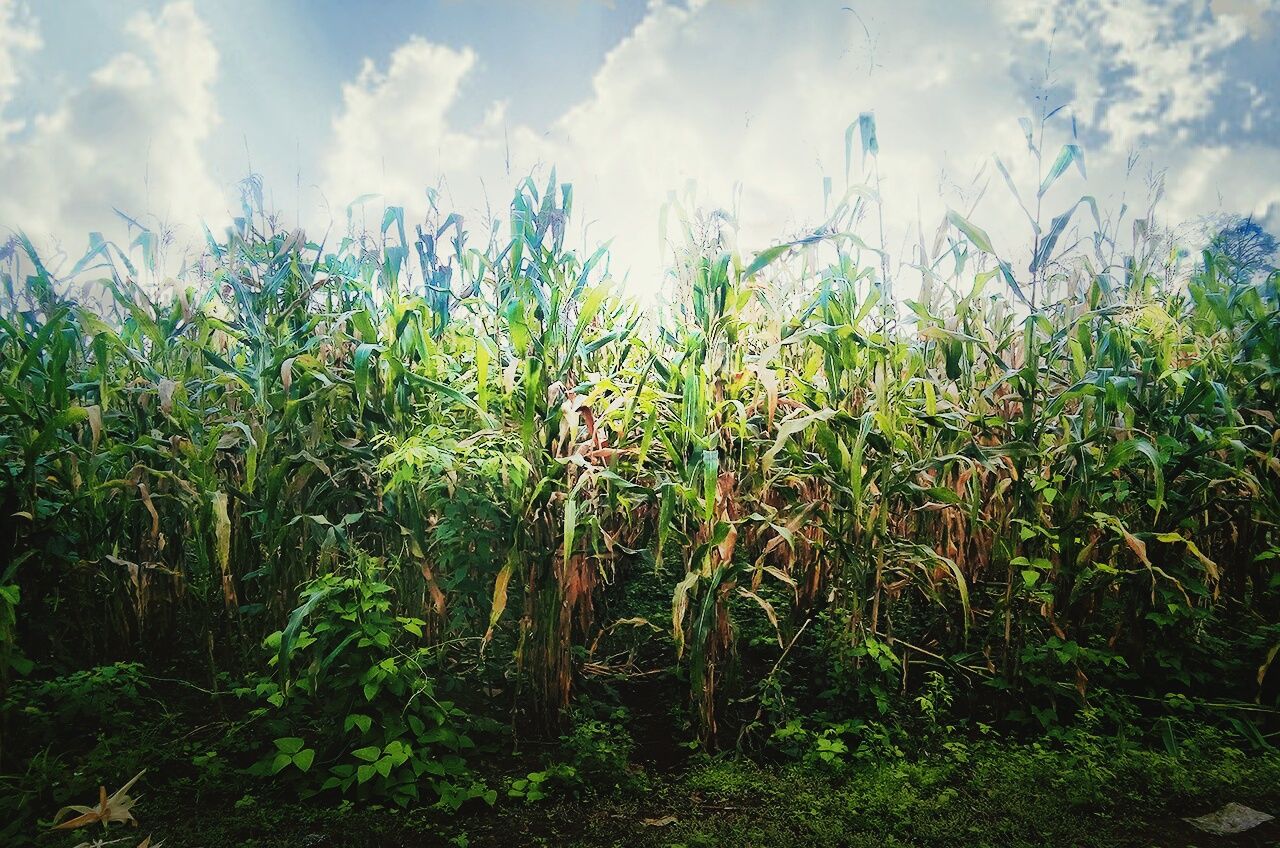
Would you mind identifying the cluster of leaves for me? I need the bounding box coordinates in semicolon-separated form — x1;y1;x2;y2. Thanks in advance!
5;662;148;743
238;553;492;809
0;115;1277;797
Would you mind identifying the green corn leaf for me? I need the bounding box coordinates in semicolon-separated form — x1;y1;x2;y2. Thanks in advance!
353;343;382;406
1039;143;1086;197
947;210;996;255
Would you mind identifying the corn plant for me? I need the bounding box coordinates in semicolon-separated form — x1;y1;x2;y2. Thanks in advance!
2;140;1277;774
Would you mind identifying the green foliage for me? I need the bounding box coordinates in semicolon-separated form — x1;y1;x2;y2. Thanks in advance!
506;764;577;804
239;553;491;809
560;707;643;792
0;577;30;683
501;707;644;805
1;127;1277;794
5;662;147;743
770;717;905;771
666;725;1280;848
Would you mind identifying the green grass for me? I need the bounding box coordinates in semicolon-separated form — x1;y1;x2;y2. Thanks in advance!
23;730;1279;848
5;664;1276;847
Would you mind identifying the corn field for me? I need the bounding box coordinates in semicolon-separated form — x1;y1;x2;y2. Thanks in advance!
2;144;1278;787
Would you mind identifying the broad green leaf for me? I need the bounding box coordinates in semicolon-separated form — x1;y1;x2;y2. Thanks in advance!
1039;144;1085;197
947;210;996;255
762;407;836;474
273;736;305;755
352;746;381;763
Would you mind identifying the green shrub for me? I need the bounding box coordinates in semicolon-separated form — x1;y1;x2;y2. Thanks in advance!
239;553;493;809
4;662;147;747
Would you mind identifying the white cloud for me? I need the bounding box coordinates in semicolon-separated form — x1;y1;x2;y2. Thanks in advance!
1002;0;1262;148
537;0;1039;289
0;0;41;138
996;0;1280;269
323;38;501;213
321;1;1040;296
317;0;1280;301
1211;0;1276;35
0;1;226;261
1163;144;1280;226
4;0;1275;296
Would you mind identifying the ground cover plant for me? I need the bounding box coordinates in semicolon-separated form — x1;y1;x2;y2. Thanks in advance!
1;118;1278;845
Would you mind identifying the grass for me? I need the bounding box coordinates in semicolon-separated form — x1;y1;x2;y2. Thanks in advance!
4;657;1278;847
20;722;1280;848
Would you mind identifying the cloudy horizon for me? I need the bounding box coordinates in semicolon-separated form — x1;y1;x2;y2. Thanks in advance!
2;0;1278;298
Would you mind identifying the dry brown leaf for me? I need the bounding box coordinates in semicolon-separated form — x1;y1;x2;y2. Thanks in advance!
52;770;146;831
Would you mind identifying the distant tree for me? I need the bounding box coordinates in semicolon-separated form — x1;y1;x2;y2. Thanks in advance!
1210;215;1278;280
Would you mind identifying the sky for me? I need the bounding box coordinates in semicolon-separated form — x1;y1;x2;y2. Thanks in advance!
1;0;1278;299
